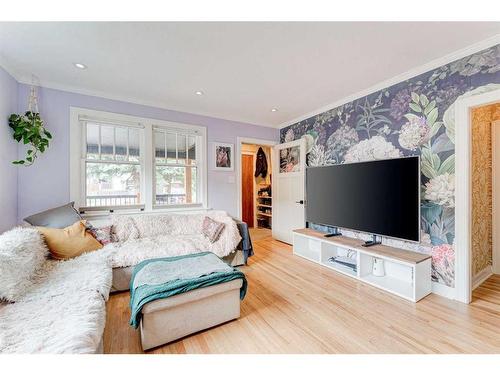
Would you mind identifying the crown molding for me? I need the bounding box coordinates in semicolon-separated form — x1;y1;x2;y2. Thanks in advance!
278;34;500;130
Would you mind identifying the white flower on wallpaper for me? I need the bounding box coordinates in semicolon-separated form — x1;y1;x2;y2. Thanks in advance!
424;173;455;208
284;128;295;143
326;125;359;163
308;144;334;166
343;135;402;163
398;116;430;150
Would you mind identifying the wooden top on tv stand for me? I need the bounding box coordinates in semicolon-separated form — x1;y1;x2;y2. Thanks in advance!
293;228;431;264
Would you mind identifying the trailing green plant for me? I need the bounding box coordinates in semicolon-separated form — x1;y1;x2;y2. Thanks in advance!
8;111;52;166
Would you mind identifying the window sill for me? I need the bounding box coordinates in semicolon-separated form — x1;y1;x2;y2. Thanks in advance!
81;205;210;220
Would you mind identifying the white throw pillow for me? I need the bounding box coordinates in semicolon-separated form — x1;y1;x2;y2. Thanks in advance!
0;227;49;302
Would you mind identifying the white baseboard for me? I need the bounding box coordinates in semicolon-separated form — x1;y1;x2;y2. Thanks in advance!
432;281;456;300
472;266;493;291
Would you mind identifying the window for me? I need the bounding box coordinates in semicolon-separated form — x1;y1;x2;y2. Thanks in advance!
71;108;206;213
153;129;199;206
83;121;143;209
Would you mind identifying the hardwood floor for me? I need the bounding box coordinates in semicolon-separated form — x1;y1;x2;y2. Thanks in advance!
103;230;500;354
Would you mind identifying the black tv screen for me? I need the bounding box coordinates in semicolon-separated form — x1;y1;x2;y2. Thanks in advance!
306;157;420;242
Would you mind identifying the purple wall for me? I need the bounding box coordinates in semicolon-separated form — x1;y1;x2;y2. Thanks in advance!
0;67;18;233
16;84;278;221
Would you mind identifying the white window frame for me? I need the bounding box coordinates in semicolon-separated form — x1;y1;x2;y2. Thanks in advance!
70;107;208;214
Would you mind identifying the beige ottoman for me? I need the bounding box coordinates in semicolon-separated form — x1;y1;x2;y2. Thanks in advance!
139;279;243;350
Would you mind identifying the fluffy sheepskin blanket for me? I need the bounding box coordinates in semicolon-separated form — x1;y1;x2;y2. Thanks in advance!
0;227;49;302
104;211;242;268
0;251;112;353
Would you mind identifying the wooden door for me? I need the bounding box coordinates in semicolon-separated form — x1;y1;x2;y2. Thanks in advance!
242;154;255;227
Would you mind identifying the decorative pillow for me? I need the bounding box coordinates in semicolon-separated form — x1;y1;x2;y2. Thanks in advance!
202;216;225;243
37;220;103;260
24;202;82;228
0;227;49;302
85;223;113;245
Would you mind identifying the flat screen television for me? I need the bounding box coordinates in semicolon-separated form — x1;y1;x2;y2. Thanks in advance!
305;156;420;242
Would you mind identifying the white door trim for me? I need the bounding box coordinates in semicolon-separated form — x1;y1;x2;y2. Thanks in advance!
455;88;500;303
236;137;277;221
492;120;500;275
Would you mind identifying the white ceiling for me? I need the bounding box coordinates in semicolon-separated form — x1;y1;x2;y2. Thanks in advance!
0;22;499;128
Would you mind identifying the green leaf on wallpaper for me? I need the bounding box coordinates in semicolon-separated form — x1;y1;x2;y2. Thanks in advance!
411;92;420;103
438;154;455;175
404;113;420;122
431;132;454;154
421;202;442;225
420;94;429;107
427;107;438;126
428;121;443;140
421;147;441;179
409;103;422;113
424;100;436;116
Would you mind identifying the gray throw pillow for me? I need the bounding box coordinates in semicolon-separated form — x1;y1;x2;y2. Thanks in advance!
24;202;82;228
202;216;225;243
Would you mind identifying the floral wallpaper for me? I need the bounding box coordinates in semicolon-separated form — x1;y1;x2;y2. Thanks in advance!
471;103;500;276
280;45;500;287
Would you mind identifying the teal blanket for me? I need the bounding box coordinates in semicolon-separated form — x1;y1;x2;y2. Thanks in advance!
129;252;247;328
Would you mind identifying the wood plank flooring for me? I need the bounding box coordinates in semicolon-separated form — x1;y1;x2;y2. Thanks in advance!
103;229;500;354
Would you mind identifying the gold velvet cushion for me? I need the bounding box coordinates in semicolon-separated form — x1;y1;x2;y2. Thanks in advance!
37;220;103;260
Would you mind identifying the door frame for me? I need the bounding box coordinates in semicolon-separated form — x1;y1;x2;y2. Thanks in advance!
455;88;500;303
236;137;277;221
493;120;500;276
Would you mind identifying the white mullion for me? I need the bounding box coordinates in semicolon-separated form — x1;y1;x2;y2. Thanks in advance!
164;131;167;163
113;126;116;160
126;128;130;161
98;124;102;160
175;133;178;163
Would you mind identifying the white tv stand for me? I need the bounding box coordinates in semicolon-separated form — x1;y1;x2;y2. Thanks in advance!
293;229;432;302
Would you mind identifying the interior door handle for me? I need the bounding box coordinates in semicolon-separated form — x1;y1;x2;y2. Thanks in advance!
295;200;304;204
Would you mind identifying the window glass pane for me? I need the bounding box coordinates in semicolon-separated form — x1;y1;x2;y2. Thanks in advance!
155;166;197;205
115;127;128;161
86;162;140;206
154;131;166;163
188;136;196;165
100;126;114;160
86;123;99;160
166;133;177;164
177;134;187;164
128;128;140;162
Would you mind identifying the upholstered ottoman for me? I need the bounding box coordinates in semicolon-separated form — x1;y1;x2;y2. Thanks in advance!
129;253;247;351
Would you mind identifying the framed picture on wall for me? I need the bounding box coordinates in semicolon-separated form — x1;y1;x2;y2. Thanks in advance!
213;142;234;171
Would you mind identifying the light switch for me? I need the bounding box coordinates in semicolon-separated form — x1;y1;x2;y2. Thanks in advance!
227;175;235;184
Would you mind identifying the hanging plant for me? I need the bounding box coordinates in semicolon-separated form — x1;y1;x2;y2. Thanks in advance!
8;83;52;166
9;111;52;166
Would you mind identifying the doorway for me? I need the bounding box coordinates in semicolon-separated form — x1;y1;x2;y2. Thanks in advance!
470;102;500;294
237;138;276;236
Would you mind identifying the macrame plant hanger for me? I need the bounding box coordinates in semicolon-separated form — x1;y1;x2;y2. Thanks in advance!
28;74;40;114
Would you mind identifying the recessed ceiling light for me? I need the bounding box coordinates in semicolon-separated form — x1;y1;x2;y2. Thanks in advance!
271;108;278;112
73;63;87;70
195;90;204;96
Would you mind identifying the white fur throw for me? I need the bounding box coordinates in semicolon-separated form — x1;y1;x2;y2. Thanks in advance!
0;227;48;302
0;250;112;353
105;211;241;268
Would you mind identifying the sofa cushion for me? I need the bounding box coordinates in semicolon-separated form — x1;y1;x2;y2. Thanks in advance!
38;220;103;260
0;227;48;302
23;202;82;228
202;216;225;243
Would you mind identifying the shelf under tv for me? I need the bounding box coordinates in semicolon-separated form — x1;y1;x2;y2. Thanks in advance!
292;228;432;302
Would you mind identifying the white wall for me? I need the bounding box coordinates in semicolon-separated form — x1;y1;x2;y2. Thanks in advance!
0;66;18;233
